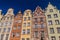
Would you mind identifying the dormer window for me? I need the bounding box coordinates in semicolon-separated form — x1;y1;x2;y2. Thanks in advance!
50;9;53;12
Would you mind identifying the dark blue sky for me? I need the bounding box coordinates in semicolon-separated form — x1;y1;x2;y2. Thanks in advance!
0;0;60;14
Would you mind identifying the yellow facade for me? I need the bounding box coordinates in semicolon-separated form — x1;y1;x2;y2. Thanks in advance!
21;9;32;40
45;2;60;40
0;8;14;40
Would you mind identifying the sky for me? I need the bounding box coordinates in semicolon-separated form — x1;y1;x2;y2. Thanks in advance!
0;0;60;15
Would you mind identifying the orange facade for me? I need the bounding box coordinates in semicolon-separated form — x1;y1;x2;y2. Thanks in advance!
10;11;22;40
31;6;48;40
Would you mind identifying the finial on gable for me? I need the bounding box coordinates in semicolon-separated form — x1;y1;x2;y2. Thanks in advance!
49;2;51;5
0;10;2;15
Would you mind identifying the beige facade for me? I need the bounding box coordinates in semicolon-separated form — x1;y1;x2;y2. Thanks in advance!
21;9;32;40
45;2;60;40
0;8;14;40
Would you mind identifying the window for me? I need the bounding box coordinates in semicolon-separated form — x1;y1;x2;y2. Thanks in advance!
47;15;51;18
1;34;4;40
23;23;26;27
40;17;44;22
41;31;44;37
34;31;38;37
28;17;30;20
27;22;30;26
16;32;20;37
24;17;26;21
3;28;6;32
50;28;54;34
34;24;38;28
57;27;60;33
59;36;60;40
51;36;56;40
10;16;13;20
12;32;15;37
4;23;6;26
8;22;12;26
7;17;9;19
50;9;53;12
17;20;21;23
41;24;44;28
0;28;1;32
5;34;9;40
17;26;20;29
7;28;10;32
48;20;53;25
22;29;25;34
0;23;1;26
35;18;37;22
13;26;16;30
26;38;30;40
26;13;29;16
55;20;60;25
22;38;25;40
54;14;58;18
27;29;30;34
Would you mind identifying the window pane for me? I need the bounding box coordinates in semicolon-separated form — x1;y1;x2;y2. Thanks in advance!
47;15;51;18
50;28;54;34
54;14;58;18
57;27;60;33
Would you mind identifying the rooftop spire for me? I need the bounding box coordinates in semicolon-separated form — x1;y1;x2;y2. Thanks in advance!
0;10;2;15
49;2;51;5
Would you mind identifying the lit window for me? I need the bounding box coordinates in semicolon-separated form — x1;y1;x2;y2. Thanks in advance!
47;15;51;18
57;27;60;33
55;20;60;25
50;28;54;34
54;14;58;18
51;36;56;40
48;20;53;25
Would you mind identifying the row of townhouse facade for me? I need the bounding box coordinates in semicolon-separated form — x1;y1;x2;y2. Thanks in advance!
0;2;60;40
